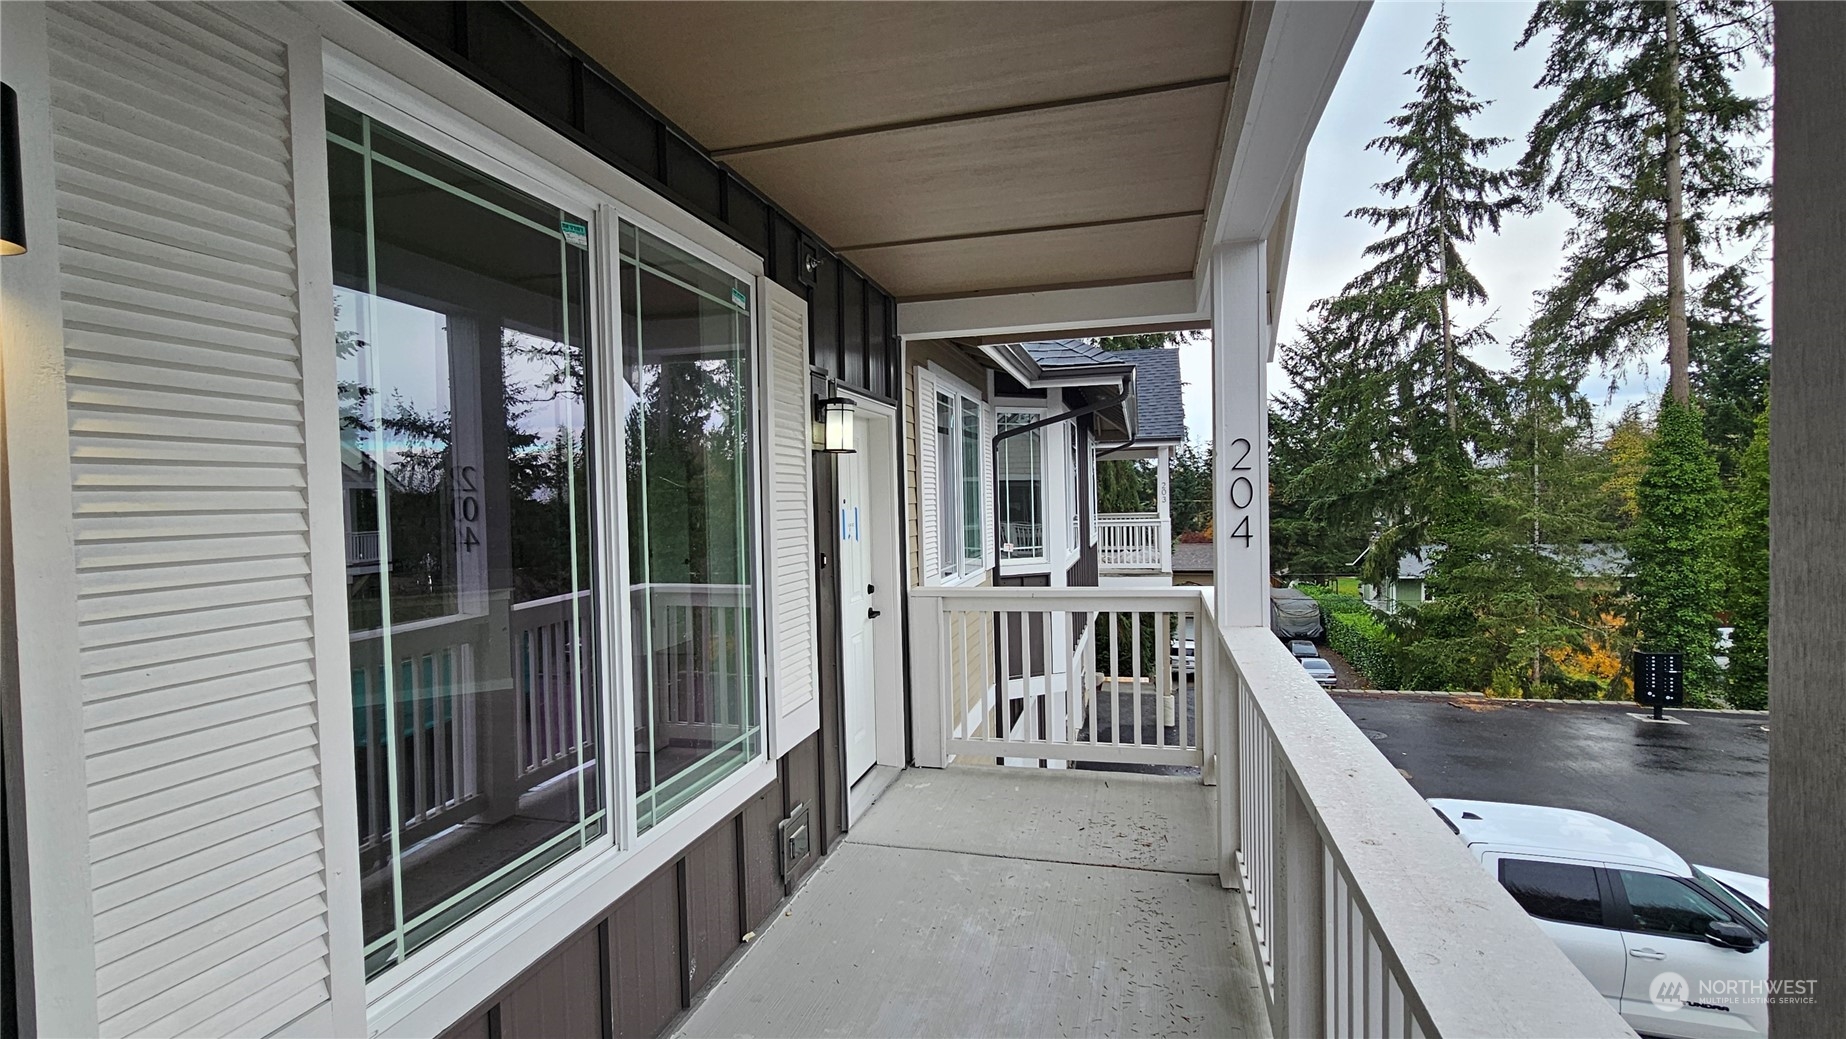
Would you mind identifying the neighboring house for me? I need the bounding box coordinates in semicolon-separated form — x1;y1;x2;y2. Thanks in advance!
1361;549;1434;614
1362;545;1631;614
1091;346;1189;586
1172;539;1216;587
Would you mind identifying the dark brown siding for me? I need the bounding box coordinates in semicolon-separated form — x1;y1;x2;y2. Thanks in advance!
498;929;605;1039
609;866;682;1038
741;783;783;924
809;429;847;850
684;830;741;994
440;1010;493;1039
1069;419;1101;587
440;775;788;1039
777;735;822;890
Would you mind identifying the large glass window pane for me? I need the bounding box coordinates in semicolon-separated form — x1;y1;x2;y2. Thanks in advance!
997;412;1042;560
620;222;761;831
329;99;600;977
960;398;982;569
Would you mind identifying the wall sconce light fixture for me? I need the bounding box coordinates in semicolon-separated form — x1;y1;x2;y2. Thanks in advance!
814;391;856;454
796;237;821;288
1;84;26;256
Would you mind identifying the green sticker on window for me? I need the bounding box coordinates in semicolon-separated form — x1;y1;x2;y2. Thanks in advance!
730;286;748;309
560;220;589;249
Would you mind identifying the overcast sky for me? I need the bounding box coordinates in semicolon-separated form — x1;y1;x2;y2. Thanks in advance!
1177;0;1772;444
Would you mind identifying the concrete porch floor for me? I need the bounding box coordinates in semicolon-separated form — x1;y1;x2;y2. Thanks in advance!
675;767;1271;1039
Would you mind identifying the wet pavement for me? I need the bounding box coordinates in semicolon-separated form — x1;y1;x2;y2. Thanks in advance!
1332;693;1769;874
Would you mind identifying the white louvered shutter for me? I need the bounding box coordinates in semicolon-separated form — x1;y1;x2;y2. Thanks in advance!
45;3;337;1036
915;369;941;584
758;278;819;757
980;402;996;569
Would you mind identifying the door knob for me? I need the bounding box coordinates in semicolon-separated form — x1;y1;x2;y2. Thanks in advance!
868;608;882;619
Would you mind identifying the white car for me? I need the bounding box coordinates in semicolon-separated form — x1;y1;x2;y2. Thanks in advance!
1431;798;1769;1039
1299;656;1337;688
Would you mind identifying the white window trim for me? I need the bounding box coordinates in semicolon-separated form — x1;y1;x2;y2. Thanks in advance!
994;404;1049;574
1066;423;1083;567
920;363;990;587
317;29;776;1025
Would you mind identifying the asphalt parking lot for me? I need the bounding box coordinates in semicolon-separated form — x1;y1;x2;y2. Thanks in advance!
1332;692;1769;874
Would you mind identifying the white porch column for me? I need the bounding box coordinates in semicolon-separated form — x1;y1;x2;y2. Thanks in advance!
1210;241;1272;629
1156;445;1173;572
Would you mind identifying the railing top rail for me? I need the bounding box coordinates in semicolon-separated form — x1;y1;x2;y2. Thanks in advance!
912;586;1208;611
1209;616;1634;1038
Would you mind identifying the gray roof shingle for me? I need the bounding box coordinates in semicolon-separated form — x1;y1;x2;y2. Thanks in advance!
1021;339;1114;368
1104;347;1185;443
1171;540;1215;573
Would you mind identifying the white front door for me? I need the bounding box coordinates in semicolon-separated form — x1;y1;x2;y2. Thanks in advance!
839;418;877;782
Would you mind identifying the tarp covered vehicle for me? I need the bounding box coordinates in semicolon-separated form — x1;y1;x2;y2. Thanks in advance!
1270;586;1325;640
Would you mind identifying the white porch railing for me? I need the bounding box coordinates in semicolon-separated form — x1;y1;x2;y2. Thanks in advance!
349;591;595;855
911;585;1633;1039
1097;513;1170;571
347;529;380;565
913;587;1204;767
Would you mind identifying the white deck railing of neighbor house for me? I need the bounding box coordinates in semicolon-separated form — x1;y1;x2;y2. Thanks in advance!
1097;513;1170;571
911;585;1634;1039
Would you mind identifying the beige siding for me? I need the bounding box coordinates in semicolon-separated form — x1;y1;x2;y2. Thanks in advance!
903;340;988;588
47;4;333;1035
903;342;1001;758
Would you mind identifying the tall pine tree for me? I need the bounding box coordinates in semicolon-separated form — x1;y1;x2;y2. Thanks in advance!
1517;0;1770;402
1277;8;1515;586
1334;6;1518;434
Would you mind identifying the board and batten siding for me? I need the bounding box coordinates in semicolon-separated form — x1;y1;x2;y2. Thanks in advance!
45;3;350;1036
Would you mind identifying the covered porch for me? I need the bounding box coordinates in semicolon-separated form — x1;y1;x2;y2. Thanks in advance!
678;767;1268;1038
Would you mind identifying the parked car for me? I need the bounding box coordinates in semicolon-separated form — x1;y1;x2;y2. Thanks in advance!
1170;637;1195;675
1299;657;1337;688
1288;639;1319;659
1430;798;1769;1039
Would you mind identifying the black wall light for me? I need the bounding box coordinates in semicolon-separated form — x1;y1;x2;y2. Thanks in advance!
813;385;856;454
1;83;25;256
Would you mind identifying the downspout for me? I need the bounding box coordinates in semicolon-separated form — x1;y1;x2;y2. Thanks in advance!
989;385;1131;586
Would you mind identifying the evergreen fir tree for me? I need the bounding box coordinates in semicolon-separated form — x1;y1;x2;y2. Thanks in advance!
1628;398;1726;703
1335;5;1518;435
1275;8;1515;589
1400;346;1614;696
1517;0;1771;402
1689;271;1770;480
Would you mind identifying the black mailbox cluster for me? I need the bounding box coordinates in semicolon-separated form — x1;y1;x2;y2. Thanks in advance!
1633;651;1686;707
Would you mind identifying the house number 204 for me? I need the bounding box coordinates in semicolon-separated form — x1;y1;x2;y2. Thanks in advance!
1226;438;1254;547
456;464;481;553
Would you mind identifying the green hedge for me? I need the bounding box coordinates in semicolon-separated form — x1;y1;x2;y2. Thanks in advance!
1297;584;1400;688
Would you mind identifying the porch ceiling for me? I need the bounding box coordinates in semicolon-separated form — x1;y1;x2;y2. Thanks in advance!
523;1;1250;301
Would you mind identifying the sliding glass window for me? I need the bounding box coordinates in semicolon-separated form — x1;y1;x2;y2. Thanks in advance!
619;222;761;832
327;99;600;976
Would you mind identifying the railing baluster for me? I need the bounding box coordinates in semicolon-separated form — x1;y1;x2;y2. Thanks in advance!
1122;612;1137;752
